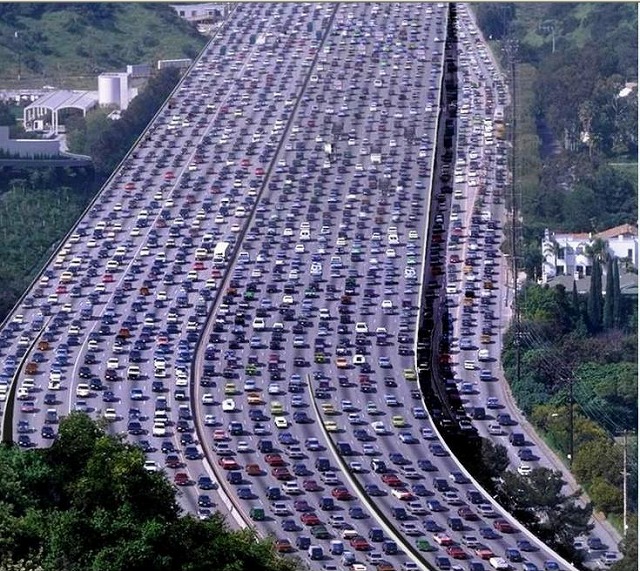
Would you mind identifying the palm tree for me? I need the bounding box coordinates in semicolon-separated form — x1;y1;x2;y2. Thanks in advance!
585;236;609;264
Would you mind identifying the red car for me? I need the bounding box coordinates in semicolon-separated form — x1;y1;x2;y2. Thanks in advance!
447;545;468;559
475;545;495;560
174;473;189;486
303;479;322;492
331;486;353;500
272;468;294;481
458;506;479;521
300;512;321;526
275;539;294;553
381;474;404;487
245;464;262;476
350;536;371;551
265;454;285;466
218;457;240;470
493;519;515;533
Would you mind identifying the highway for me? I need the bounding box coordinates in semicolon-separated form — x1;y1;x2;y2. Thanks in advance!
0;4;614;571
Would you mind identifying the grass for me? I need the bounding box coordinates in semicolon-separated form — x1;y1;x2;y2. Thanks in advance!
0;4;208;89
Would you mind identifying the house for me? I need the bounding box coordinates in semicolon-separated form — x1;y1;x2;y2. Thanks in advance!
541;224;638;282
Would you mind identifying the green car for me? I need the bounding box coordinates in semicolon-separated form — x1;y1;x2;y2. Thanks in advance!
416;537;436;552
310;525;330;540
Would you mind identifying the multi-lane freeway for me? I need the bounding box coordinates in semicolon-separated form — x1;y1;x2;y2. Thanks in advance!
0;4;618;571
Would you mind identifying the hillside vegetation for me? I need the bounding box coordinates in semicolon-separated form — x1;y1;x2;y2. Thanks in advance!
473;5;637;562
473;2;637;276
0;3;207;88
0;413;298;571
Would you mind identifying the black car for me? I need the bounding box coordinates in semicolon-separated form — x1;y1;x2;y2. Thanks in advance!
41;426;56;439
102;391;119;403
79;366;92;379
185;446;201;460
17;434;32;447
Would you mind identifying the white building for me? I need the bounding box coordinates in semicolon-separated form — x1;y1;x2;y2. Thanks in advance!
170;3;223;23
541;224;638;282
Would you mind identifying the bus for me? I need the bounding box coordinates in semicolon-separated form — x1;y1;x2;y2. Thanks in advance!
213;241;230;264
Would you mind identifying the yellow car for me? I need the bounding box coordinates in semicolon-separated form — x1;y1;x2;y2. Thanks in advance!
224;383;237;395
270;401;284;416
392;415;406;428
321;403;337;415
324;420;339;432
403;368;417;381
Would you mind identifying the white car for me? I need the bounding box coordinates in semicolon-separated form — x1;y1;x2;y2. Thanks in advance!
76;384;90;398
463;360;476;370
355;322;368;334
222;399;236;412
152;422;166;436
268;383;281;395
274;417;288;429
143;460;158;472
371;421;387;435
517;463;532;476
104;408;117;422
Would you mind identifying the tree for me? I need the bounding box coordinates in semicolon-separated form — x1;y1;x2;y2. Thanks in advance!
612;259;622;328
587;258;603;332
603;257;615;329
0;415;298;571
495;467;593;555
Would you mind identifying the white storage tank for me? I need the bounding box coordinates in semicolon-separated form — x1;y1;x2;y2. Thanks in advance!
98;73;121;107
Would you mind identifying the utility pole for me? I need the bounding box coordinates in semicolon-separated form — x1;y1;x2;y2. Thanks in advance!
622;430;628;536
568;375;574;467
15;31;22;82
503;35;521;393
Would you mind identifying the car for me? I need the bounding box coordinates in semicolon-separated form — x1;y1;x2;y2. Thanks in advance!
505;548;523;562
173;473;190;486
475;545;495;560
479;527;500;541
421;427;436;440
587;537;606;551
543;562;561;571
364;484;385;496
303;479;321;492
447;545;468;559
350;536;371;552
493;519;515;533
281;519;299;532
275;539;295;553
433;533;454;546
